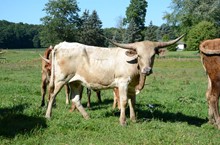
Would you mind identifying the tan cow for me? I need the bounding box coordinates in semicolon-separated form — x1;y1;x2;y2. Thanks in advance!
200;38;220;129
41;47;102;108
44;35;184;125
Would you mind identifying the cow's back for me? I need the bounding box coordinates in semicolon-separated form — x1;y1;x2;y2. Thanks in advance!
54;42;140;89
200;39;220;51
200;39;220;81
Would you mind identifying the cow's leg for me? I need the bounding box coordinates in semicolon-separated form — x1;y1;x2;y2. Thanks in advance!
45;81;65;118
112;88;120;110
113;90;117;109
41;73;47;107
70;83;89;119
128;91;136;123
64;84;70;104
41;78;47;107
69;86;84;112
207;93;220;128
118;84;128;126
87;88;91;108
207;81;220;128
96;91;102;103
209;92;220;129
206;76;215;124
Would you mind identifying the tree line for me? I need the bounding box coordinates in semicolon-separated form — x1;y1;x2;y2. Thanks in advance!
0;0;220;51
0;20;42;48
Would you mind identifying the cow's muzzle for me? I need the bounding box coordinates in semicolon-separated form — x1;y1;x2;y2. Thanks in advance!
142;67;153;75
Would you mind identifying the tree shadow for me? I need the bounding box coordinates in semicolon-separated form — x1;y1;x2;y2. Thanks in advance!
135;103;207;127
0;104;47;138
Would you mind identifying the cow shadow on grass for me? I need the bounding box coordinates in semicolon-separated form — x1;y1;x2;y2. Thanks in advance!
0;103;47;138
136;103;207;127
82;98;114;111
105;103;207;127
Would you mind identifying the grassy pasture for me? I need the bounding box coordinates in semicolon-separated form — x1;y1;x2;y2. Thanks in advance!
0;49;220;144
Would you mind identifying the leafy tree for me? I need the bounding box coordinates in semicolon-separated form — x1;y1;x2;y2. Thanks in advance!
157;23;177;40
78;10;105;46
186;21;217;51
40;0;80;47
0;20;41;48
123;0;148;42
162;34;177;51
113;16;126;43
164;0;220;35
124;18;142;43
144;21;158;41
103;27;125;47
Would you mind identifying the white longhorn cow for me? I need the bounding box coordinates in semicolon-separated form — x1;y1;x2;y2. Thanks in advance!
45;35;184;125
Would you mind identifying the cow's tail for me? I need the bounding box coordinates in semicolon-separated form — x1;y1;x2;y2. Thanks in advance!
49;49;56;94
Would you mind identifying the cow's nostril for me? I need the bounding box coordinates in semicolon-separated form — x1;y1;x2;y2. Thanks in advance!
142;67;152;75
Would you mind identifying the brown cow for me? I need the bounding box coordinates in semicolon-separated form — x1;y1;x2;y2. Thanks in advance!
200;38;220;129
41;46;70;107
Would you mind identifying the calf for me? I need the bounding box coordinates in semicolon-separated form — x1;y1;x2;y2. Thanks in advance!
40;46;70;107
200;38;220;129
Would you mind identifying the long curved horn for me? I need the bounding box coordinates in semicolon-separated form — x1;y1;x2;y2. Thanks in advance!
103;35;136;50
39;54;50;63
109;41;136;50
154;34;185;48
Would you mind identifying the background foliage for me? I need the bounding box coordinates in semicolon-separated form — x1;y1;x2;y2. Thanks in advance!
186;21;217;51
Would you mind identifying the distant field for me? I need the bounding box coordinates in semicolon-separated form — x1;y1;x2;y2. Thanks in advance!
1;49;220;145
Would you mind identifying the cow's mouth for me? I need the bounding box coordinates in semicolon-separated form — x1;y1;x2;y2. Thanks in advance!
142;67;153;75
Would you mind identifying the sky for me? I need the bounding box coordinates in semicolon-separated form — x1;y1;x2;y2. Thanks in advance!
0;0;171;28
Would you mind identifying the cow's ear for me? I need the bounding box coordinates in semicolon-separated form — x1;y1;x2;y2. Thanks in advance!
45;63;51;71
155;48;165;55
125;50;137;57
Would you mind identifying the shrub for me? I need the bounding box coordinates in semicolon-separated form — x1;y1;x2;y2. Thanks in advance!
186;21;217;51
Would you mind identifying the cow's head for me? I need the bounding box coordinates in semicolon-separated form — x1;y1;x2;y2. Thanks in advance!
108;35;185;92
40;45;53;71
108;35;185;75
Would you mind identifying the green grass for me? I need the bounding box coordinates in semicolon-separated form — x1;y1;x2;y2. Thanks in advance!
1;50;220;145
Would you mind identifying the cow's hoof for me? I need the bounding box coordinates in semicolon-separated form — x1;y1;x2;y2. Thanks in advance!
120;122;127;126
45;115;51;119
84;115;90;120
69;106;76;112
208;118;215;125
215;121;220;129
41;102;45;107
135;89;140;95
131;118;136;123
120;120;127;126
